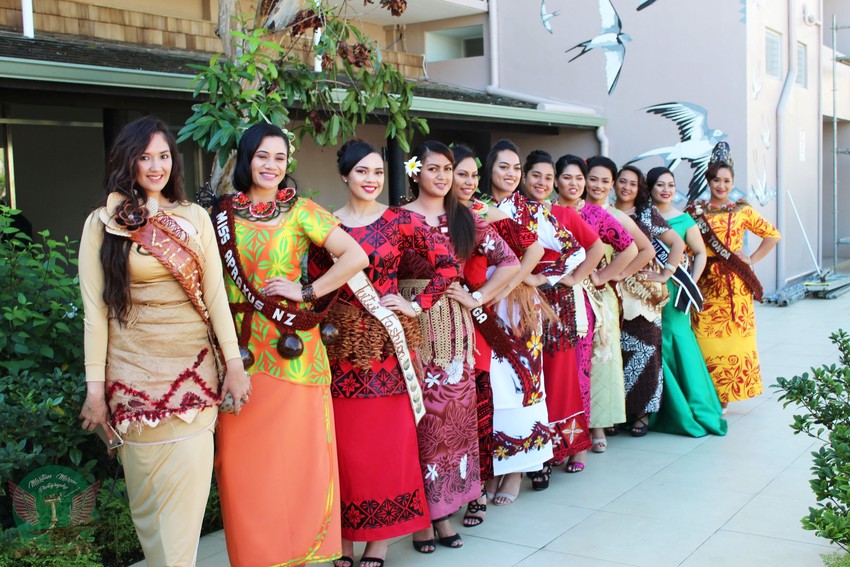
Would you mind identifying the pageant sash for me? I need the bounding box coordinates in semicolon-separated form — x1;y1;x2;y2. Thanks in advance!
346;271;425;425
463;284;539;407
213;197;337;331
128;212;210;322
651;237;704;313
687;208;764;302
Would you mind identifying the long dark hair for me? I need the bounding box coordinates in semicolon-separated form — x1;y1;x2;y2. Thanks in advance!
233;123;298;192
616;164;651;213
408;140;476;260
481;139;521;197
100;116;185;323
521;149;556;200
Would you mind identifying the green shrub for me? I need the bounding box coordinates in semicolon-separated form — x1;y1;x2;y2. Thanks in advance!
774;329;850;552
94;478;143;567
824;551;850;567
0;526;101;566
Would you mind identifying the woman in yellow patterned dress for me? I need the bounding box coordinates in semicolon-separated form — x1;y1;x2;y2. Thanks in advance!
687;143;780;411
213;123;368;567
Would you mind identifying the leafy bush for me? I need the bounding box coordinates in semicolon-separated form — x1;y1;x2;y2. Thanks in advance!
775;329;850;552
0;526;101;566
94;478;143;567
824;551;850;567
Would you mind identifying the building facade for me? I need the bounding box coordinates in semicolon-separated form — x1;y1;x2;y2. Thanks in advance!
1;0;846;294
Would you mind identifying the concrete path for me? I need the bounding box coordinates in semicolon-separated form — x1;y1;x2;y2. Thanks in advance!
133;290;850;566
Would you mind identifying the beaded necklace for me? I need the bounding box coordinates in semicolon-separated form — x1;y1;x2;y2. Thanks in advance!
232;187;297;221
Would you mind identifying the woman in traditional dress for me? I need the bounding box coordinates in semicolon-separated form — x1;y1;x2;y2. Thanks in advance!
613;165;685;436
582;156;655;452
480;139;584;503
213;124;368;567
553;154;637;471
398;140;519;551
78;116;250;566
449;144;543;525
518;150;603;489
313;139;459;567
686;143;780;411
647;167;727;436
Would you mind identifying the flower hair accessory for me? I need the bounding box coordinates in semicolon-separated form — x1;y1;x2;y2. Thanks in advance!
404;156;422;178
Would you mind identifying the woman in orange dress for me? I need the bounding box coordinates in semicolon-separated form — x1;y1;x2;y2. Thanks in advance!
213;123;368;567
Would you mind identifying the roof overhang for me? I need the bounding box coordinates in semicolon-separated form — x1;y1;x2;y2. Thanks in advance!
333;0;487;26
0;55;606;128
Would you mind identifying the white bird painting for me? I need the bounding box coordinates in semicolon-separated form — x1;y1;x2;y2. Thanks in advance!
626;102;727;202
761;116;771;149
566;0;631;95
752;68;762;100
540;0;560;34
750;151;775;205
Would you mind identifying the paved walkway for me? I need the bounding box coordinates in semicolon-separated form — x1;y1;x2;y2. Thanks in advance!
134;291;850;567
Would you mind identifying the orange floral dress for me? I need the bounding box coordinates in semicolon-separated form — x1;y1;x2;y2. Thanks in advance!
691;202;780;402
215;197;342;567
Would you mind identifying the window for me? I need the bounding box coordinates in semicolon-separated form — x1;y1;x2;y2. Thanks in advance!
796;42;807;87
765;29;782;79
425;25;485;63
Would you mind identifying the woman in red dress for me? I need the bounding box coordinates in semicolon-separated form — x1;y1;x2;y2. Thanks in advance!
311;139;459;567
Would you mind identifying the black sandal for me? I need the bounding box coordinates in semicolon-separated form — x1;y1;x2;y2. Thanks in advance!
334;557;354;567
412;537;436;554
433;516;463;548
527;463;552;491
462;499;487;527
631;414;649;437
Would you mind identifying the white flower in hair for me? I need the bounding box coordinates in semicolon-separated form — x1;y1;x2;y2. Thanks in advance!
404;156;422;177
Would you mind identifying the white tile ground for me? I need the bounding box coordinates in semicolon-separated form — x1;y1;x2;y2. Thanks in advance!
132;291;850;567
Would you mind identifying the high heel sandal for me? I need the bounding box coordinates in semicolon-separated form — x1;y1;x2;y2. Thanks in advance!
527;463;552;491
462;498;487;527
433;516;463;548
630;414;649;437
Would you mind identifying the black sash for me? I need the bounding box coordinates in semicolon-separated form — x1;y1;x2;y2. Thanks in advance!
652;238;704;313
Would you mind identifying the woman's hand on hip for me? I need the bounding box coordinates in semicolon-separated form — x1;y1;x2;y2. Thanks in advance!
262;277;303;302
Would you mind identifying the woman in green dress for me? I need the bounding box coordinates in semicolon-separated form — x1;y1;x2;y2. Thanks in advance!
647;167;727;437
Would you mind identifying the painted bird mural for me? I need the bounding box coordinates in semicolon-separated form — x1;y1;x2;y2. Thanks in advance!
566;0;631;95
637;0;659;10
627;102;727;202
540;0;560;34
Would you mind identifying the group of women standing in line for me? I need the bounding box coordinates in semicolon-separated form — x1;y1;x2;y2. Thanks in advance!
78;116;780;567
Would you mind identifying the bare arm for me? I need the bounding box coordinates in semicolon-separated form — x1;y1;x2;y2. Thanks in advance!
559;239;605;287
617;214;655;278
645;228;686;283
685;224;707;281
311;227;369;298
737;236;780;266
593;241;638;285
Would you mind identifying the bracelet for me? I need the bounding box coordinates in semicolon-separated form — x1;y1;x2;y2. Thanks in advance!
301;284;317;303
410;300;423;317
664;262;676;273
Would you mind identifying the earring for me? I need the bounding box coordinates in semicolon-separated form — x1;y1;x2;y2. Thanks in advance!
343;178;348;183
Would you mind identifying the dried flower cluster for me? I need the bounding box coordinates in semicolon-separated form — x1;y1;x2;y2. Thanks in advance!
289;8;322;37
337;41;372;67
363;0;407;17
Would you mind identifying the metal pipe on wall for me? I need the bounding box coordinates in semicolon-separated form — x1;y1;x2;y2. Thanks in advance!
21;0;34;38
775;0;798;290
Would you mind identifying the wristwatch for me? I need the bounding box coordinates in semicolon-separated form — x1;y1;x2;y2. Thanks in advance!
471;291;484;307
410;300;423;317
